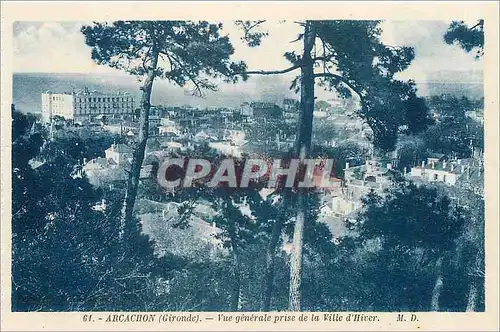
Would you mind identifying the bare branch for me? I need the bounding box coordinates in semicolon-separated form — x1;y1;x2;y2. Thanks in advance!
289;33;303;43
245;20;267;33
469;19;484;31
164;51;207;97
244;64;301;76
313;72;364;101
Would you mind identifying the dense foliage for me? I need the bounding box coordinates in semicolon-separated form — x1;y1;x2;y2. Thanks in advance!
10;18;485;313
444;20;484;59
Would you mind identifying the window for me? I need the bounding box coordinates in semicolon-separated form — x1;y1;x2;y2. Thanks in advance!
433;174;438;181
443;175;447;183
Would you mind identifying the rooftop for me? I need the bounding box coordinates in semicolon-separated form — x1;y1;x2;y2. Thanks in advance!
415;159;471;174
106;143;134;154
43;89;132;97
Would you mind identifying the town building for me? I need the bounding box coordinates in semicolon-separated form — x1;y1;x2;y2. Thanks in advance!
465;110;484;124
240;102;253;119
105;143;134;167
41;88;135;122
239;102;283;123
282;98;300;123
318;159;393;219
158;118;180;136
223;129;246;146
409;157;472;186
343;159;394;200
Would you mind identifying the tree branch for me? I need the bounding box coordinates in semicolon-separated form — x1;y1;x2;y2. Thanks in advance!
245;20;267;33
313;72;364;101
289;33;303;43
243;64;301;76
469;20;484;31
161;51;206;97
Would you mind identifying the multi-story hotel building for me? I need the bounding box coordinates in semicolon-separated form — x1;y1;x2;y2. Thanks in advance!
41;88;135;122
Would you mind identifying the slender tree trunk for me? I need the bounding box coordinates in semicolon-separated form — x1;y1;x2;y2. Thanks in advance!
119;46;159;242
430;256;444;311
293;24;316;159
261;218;282;311
466;279;478;312
260;194;289;311
229;223;241;311
289;21;316;312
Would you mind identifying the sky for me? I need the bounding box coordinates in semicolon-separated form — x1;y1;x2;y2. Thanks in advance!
12;20;483;90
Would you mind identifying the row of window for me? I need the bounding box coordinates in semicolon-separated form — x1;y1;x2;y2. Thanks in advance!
51;109;72;115
51;96;68;102
75;97;133;103
46;95;134;103
75;104;134;109
75;108;132;115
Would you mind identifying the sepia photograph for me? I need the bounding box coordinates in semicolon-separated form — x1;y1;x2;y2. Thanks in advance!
1;1;499;331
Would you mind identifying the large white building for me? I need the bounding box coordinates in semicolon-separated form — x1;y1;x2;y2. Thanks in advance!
41;88;135;122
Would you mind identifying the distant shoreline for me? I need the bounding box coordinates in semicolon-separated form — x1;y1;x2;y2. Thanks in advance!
12;72;484;114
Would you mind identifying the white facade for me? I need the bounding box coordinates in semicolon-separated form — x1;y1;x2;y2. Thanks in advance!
330;196;363;217
41;93;75;122
105;144;133;166
335;158;393;217
208;142;242;158
240;103;253;117
42;90;135;122
465;110;484;123
158;118;180;136
224;129;246;146
409;159;469;186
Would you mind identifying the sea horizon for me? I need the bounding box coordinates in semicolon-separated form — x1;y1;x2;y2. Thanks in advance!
12;72;484;114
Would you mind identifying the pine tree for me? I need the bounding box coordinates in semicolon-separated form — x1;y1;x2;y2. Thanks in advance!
81;21;247;241
235;20;430;310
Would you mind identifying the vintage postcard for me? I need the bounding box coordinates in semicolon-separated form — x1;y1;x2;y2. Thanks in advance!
1;1;499;331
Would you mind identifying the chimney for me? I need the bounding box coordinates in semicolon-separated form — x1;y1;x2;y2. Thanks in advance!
451;164;455;171
387;163;392;170
461;165;465;173
458;159;461;165
345;162;350;170
421;161;425;167
443;161;447;169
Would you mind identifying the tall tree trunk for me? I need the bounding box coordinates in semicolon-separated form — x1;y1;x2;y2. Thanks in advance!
260;193;289;311
430;256;443;311
289;21;316;312
260;218;282;311
229;223;241;311
119;47;159;242
466;279;478;312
